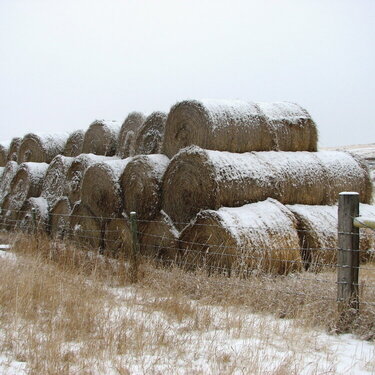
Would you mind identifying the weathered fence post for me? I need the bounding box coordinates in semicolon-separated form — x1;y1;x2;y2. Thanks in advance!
129;211;140;283
337;192;360;325
31;208;37;234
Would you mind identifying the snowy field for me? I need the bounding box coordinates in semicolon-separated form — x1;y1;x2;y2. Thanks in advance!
0;246;374;375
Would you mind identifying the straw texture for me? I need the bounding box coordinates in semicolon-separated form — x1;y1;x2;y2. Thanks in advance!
80;159;130;218
134;111;167;155
50;196;71;239
82;120;120;156
162;147;372;228
179;199;301;275
117;112;146;158
63;130;85;157
18;133;69;163
163;100;318;157
121;154;170;219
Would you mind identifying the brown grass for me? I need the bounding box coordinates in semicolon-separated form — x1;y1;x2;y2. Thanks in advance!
0;233;374;374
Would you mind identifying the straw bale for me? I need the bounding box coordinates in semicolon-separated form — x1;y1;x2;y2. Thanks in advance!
40;155;74;207
121;154;169;219
134;111;167;155
50;196;71;239
140;211;179;262
6;162;48;213
117;112;146;158
163;99;318;157
69;202;103;249
179;198;301;275
162;147;372;229
7;137;22;162
0;140;10;166
103;217;132;257
82;120;120;156
17;197;49;234
286;204;375;270
63;130;85;157
0;161;18;206
81;158;131;218
18;132;69;163
64;154;119;205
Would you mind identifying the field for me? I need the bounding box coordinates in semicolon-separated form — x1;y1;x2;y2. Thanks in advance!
0;233;374;375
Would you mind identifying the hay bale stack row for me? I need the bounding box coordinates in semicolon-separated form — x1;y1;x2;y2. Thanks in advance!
1;99;374;275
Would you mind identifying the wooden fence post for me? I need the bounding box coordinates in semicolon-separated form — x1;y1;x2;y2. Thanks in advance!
31;208;37;234
337;192;360;325
129;211;140;283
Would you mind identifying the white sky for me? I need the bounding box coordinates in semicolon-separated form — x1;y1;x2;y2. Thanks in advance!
0;0;374;147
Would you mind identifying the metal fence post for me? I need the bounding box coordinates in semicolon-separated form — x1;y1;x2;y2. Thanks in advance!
129;211;140;283
337;192;360;324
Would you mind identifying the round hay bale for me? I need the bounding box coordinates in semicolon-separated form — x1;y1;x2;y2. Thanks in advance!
286;203;375;270
103;217;132;257
117;112;146;158
7;137;22;162
134;111;167;155
81;159;131;218
162;99;318;158
0;167;4;181
17;197;49;234
0;140;10;167
18;132;69;163
121;154;170;220
63;130;85;157
0;161;18;206
64;154;119;205
179;199;302;275
1;194;18;231
50;196;71;239
162;147;372;229
139;211;179;262
7;162;48;213
82;120;120;156
40;155;74;207
69;202;103;249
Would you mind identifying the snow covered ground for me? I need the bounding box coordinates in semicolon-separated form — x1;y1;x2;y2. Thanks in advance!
0;247;374;374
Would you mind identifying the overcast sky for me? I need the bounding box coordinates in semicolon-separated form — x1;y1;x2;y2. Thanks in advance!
0;0;374;147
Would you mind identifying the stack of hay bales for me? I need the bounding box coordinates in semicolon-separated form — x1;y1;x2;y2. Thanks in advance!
0;100;373;276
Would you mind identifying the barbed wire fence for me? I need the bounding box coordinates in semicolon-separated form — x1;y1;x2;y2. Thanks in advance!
0;193;374;329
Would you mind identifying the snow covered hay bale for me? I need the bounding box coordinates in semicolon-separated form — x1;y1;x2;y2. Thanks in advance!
7;137;22;162
140;211;179;263
103;217;132;257
0;141;10;166
0;161;18;206
286;204;375;270
69;202;103;249
18;132;69;163
63;129;85;157
64;154;118;205
0;167;4;181
40;155;74;207
162;147;372;229
82;120;120;156
162;100;317;158
7;162;48;213
50;196;71;239
117;112;146;158
17;197;49;234
134;111;167;155
179;199;302;275
121;154;169;220
81;159;130;218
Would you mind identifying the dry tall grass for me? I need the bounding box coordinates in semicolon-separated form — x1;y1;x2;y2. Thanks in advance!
0;233;374;374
